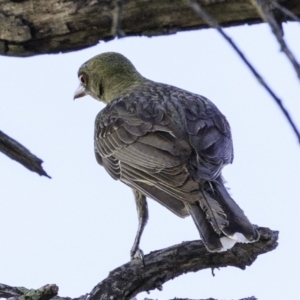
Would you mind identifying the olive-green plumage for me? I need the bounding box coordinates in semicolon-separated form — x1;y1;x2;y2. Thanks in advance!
74;52;259;258
77;52;144;103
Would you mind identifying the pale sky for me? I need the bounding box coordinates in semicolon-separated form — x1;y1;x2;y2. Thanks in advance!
1;22;300;300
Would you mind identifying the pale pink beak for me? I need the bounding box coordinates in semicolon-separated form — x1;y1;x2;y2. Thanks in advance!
73;83;87;100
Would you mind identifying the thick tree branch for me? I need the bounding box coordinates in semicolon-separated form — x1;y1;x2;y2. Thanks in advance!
0;130;50;178
0;284;58;300
0;0;299;57
89;227;277;299
0;227;278;300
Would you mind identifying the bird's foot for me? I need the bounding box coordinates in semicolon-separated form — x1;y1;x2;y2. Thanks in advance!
131;247;145;265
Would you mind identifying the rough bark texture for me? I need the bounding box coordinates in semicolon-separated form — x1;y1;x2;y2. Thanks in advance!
0;0;299;57
0;284;59;300
0;130;50;178
0;227;278;300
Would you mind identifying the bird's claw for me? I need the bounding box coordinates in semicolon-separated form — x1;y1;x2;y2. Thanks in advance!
131;248;145;265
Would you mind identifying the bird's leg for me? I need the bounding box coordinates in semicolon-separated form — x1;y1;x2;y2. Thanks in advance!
131;189;148;260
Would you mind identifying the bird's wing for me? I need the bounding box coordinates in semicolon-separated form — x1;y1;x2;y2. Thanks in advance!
94;83;233;217
94;87;198;217
181;91;234;181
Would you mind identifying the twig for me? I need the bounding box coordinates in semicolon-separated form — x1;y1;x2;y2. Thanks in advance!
0;227;278;300
250;0;300;80
111;0;125;37
0;130;51;178
272;1;300;23
188;0;300;144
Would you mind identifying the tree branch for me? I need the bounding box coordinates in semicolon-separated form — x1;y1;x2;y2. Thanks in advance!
0;0;299;57
272;1;300;22
0;130;50;178
188;0;300;144
0;227;278;300
0;284;58;300
250;0;300;80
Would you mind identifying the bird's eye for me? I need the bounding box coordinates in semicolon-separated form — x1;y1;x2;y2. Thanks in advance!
79;73;88;86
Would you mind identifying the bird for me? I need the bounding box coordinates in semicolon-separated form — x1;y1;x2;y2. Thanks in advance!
74;52;259;258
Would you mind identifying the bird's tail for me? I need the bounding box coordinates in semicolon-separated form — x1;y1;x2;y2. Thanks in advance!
187;177;259;252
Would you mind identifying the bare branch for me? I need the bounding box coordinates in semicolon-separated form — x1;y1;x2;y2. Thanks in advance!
0;227;278;300
1;0;300;57
0;284;58;300
88;227;277;300
0;283;25;298
0;130;50;178
250;0;300;80
188;0;300;144
110;0;125;37
272;1;300;23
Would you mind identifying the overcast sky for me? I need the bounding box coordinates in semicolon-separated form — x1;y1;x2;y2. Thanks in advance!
1;22;300;300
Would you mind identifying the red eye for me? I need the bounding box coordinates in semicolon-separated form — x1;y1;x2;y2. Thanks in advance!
79;73;88;85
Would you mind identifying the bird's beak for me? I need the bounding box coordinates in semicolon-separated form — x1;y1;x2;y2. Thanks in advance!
73;83;87;100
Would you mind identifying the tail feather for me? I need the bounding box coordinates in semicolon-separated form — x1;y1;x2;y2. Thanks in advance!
186;203;223;252
212;178;259;242
198;188;228;235
190;177;259;252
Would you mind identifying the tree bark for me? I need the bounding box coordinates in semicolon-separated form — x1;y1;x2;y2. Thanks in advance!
0;130;50;178
0;227;278;300
0;0;299;57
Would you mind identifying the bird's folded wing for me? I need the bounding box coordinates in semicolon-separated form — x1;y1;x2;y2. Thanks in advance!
94;96;197;216
183;95;234;181
94;88;233;216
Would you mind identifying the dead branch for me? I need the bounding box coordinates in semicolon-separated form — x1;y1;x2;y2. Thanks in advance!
250;0;300;80
0;130;50;178
188;0;300;144
0;0;299;57
0;227;278;300
0;284;58;300
272;1;300;22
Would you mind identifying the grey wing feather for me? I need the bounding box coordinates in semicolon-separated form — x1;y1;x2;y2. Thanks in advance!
94;92;194;217
184;95;233;181
94;83;257;249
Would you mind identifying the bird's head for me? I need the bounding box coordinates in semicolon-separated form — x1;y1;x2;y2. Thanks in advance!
74;52;144;103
